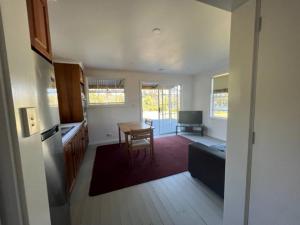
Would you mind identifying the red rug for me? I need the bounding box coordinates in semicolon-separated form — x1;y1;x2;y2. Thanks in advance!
89;135;192;196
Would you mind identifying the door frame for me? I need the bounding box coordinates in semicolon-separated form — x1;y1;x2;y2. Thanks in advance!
139;80;160;124
246;0;300;224
243;0;261;224
139;81;182;136
158;85;181;135
139;81;161;134
0;12;29;225
223;0;261;224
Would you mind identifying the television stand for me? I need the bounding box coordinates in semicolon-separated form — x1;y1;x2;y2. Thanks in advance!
176;124;204;136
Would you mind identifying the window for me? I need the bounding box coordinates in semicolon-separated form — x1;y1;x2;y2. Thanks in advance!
211;74;229;119
88;79;125;105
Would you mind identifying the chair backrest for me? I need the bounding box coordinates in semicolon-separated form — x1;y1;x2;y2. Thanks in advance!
144;118;153;126
129;128;152;141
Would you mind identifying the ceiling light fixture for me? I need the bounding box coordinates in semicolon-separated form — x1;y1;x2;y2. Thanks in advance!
152;28;161;34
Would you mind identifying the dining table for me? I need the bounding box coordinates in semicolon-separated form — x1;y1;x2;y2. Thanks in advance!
117;121;153;147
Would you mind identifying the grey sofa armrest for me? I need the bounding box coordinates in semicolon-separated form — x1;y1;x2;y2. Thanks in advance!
188;142;225;198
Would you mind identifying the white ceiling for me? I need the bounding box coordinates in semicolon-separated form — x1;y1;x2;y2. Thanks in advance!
48;0;231;75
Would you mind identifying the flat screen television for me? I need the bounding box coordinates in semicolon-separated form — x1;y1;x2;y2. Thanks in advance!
178;111;203;124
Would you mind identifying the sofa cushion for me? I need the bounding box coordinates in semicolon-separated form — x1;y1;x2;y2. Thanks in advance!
210;143;227;152
189;142;226;160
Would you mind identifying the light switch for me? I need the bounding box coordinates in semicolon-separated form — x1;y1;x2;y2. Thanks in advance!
20;107;39;137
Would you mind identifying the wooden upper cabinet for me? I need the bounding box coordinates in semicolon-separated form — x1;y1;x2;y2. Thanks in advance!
79;69;84;84
26;0;52;62
54;63;85;123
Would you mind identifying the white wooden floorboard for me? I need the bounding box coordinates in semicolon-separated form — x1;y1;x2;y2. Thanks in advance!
152;178;207;225
70;144;223;225
142;183;174;225
122;187;149;225
168;175;223;225
116;189;135;225
149;181;194;225
182;173;224;210
135;185;164;225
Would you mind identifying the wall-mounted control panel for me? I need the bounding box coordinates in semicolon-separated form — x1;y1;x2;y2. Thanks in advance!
20;107;39;137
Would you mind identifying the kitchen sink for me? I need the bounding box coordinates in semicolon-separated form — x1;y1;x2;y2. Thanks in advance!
61;126;75;137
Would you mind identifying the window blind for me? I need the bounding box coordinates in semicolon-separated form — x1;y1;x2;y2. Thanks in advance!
213;74;229;93
88;79;125;89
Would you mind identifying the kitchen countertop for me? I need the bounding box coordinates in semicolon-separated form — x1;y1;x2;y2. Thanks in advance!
61;121;85;145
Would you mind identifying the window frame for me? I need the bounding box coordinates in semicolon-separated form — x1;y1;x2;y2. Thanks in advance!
87;78;126;106
210;73;229;120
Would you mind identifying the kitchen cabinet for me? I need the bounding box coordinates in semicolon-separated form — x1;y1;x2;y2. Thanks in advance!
64;142;75;193
64;124;88;193
85;126;89;146
26;0;52;62
54;63;86;123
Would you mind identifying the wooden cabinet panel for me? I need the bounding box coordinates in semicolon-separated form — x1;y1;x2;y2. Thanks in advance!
26;0;52;62
64;124;89;194
64;142;75;193
54;63;84;123
85;126;89;146
81;126;86;155
80;69;84;84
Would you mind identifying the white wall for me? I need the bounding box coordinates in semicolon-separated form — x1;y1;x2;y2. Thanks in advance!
248;0;300;224
0;0;51;224
192;70;228;141
0;43;24;225
223;0;257;224
86;69;193;145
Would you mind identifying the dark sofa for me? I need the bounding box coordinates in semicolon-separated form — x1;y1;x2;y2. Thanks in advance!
188;142;226;198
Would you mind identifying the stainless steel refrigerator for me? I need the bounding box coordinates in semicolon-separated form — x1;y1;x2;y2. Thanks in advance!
34;53;71;225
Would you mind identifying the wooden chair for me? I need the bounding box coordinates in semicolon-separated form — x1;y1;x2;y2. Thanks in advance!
128;128;154;165
144;119;154;141
144;118;153;127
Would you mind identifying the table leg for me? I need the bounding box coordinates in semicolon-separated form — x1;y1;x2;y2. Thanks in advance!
118;126;121;145
125;133;132;166
125;133;129;149
150;129;154;158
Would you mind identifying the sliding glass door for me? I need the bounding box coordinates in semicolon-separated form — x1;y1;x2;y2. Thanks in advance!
158;86;180;135
141;83;181;136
